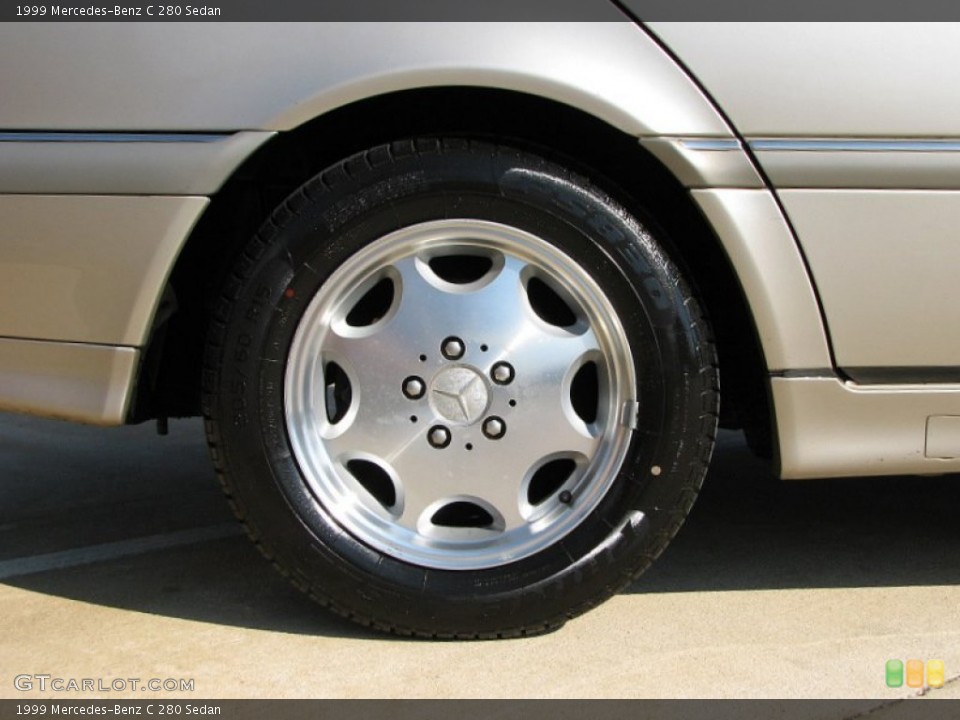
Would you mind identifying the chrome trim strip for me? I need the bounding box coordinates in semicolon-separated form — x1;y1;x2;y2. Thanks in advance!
0;131;273;195
845;367;960;385
751;139;960;153
0;132;231;143
678;138;743;152
772;368;836;379
641;138;762;188
751;140;960;188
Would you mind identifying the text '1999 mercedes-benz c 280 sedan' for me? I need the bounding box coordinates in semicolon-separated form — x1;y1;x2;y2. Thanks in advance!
3;18;960;638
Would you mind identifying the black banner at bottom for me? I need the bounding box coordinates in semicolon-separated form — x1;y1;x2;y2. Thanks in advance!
2;700;960;720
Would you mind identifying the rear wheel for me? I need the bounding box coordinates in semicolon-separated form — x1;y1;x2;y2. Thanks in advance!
203;138;718;638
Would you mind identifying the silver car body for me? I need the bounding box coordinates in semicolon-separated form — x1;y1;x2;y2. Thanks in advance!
2;21;959;479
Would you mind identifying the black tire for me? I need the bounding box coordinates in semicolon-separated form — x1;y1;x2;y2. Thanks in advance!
203;138;718;639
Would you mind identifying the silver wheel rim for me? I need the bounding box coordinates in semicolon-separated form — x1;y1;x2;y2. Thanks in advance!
285;219;636;570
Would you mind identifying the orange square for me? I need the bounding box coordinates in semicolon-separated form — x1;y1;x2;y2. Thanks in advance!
906;659;924;688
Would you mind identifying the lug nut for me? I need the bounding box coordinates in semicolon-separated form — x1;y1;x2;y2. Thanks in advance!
428;425;452;449
490;362;515;385
482;416;506;440
441;337;465;361
559;490;573;505
402;376;425;400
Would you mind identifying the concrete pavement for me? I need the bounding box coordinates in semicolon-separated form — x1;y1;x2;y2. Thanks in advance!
1;411;958;702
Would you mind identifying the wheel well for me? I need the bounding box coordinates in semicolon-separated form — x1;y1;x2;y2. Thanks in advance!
132;87;773;456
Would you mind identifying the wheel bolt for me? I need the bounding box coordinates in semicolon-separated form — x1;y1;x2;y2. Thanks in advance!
482;416;506;440
428;425;451;449
441;337;465;361
490;361;515;385
402;376;425;400
559;490;573;505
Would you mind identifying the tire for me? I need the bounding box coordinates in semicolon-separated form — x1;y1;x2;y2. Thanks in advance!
203;138;718;638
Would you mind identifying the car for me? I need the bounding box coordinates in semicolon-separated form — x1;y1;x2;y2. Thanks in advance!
2;18;959;639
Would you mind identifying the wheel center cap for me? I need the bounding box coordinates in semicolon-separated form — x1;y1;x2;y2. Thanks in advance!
430;366;490;425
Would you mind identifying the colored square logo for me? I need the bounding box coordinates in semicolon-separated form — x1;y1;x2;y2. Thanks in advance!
928;660;945;689
906;659;924;688
886;659;904;688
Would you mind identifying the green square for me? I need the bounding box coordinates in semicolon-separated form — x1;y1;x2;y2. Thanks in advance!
886;659;904;688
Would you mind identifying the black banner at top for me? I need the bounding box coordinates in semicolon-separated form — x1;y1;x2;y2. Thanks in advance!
8;0;960;21
6;0;623;22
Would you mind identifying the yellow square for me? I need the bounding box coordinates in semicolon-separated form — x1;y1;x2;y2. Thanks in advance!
927;660;945;689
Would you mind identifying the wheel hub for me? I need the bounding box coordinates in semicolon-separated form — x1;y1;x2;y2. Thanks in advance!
429;365;490;425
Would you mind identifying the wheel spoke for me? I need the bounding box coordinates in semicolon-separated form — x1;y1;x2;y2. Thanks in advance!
464;467;528;532
503;399;599;467
318;260;440;388
494;316;605;461
323;400;425;467
390;442;530;535
385;438;479;528
388;254;534;354
500;321;603;419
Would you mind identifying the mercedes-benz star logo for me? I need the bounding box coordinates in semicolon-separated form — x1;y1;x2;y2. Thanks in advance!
429;367;490;425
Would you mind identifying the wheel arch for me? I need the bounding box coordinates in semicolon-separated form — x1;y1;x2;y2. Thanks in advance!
132;86;775;456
